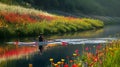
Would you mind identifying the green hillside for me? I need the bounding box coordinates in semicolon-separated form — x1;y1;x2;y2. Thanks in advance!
0;3;103;38
0;0;120;16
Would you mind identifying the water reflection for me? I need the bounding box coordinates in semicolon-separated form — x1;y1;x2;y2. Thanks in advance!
0;44;38;63
47;29;104;39
0;41;107;67
47;24;120;39
0;24;120;67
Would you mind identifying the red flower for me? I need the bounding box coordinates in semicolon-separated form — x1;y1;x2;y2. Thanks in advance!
74;49;80;56
75;49;79;54
72;64;78;67
64;63;69;67
85;47;89;51
2;12;36;24
97;44;101;49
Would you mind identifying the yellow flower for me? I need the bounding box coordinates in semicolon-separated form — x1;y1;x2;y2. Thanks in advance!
61;59;65;62
109;48;112;51
57;61;61;65
54;64;58;66
78;63;82;66
73;53;77;56
49;58;54;62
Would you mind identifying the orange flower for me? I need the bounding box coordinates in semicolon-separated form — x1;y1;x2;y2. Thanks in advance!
69;60;73;63
93;57;98;62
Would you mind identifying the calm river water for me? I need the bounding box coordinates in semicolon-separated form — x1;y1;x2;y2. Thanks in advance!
0;24;120;67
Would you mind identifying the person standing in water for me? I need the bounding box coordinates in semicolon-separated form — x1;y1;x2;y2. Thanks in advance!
38;34;44;54
39;34;44;42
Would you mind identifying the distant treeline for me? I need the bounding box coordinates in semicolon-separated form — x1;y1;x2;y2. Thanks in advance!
0;0;120;16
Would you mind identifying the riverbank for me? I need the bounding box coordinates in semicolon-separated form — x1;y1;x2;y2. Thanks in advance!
0;3;104;39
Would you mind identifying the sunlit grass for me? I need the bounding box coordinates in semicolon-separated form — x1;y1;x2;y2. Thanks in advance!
0;2;54;16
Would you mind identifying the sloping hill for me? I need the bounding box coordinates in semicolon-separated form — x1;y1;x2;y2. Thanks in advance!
0;3;104;38
1;0;120;16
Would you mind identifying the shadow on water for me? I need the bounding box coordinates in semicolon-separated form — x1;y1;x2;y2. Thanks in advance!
46;24;120;39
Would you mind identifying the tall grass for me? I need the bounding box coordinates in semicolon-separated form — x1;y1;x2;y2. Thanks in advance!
0;3;104;38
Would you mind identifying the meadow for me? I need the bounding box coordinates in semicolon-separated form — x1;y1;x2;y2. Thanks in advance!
0;3;104;38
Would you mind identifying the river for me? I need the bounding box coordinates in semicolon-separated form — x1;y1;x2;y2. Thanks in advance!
0;24;120;67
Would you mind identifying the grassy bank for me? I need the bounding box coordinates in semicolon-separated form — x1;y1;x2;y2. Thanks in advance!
49;40;120;67
0;3;104;38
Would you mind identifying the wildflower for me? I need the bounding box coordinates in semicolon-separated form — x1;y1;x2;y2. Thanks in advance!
75;49;79;53
97;44;101;49
69;60;73;63
54;64;58;67
61;59;65;62
85;47;89;51
72;64;78;67
64;63;69;67
73;53;77;57
74;49;79;55
78;63;82;66
57;61;61;65
109;48;112;51
49;58;54;62
94;57;98;62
